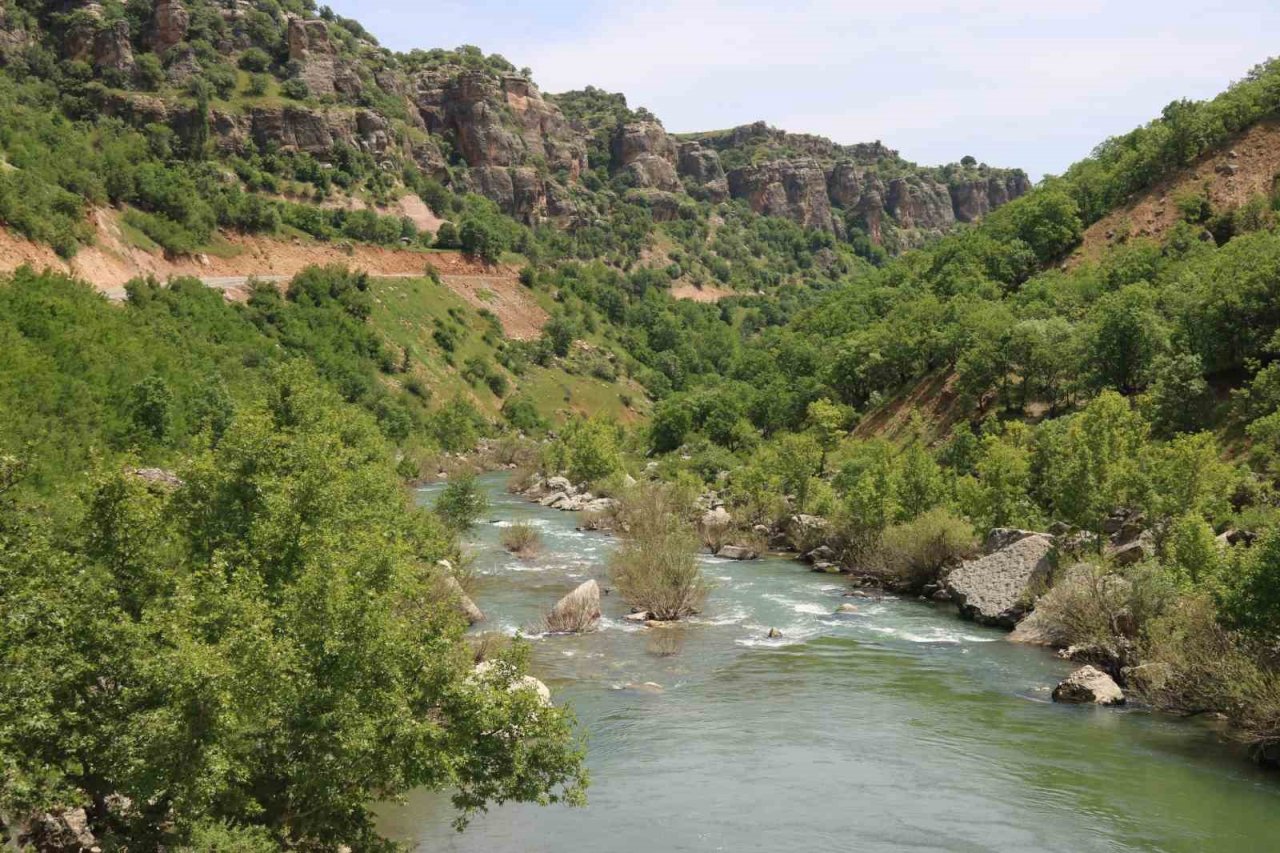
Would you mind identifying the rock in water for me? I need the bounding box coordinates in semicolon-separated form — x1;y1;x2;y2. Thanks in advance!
1052;665;1125;705
767;627;782;638
444;575;485;626
473;661;551;706
835;603;859;614
944;534;1055;628
546;579;602;633
717;544;757;560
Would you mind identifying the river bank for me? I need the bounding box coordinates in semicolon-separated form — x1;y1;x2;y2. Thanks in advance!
376;473;1280;851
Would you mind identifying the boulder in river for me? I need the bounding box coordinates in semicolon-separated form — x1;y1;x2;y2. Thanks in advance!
717;544;757;560
767;627;783;638
623;610;651;623
1007;608;1069;647
1051;665;1125;705
546;579;602;633
443;574;485;625
945;533;1054;628
473;660;551;706
835;603;860;614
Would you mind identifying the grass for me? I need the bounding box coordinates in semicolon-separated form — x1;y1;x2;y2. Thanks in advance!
501;520;541;557
367;275;648;424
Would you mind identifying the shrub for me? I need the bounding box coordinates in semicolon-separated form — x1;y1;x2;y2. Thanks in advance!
280;77;309;100
238;47;272;72
434;475;489;531
610;483;709;620
501;520;541;557
870;508;977;591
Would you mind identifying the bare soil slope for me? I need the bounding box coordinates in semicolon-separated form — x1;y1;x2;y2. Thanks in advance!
1072;118;1280;266
0;212;544;339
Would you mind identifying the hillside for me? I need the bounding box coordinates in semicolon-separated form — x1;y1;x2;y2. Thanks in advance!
0;0;1028;280
7;2;1280;850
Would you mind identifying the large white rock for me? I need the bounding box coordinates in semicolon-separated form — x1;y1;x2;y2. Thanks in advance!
945;534;1054;628
1052;665;1125;705
546;579;602;633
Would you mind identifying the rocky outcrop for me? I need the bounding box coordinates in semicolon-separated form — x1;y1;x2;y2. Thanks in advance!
1052;665;1125;705
785;514;831;553
951;173;1032;221
149;0;189;54
415;71;585;177
93;20;133;74
886;175;955;231
546;579;602;633
461;165;549;223
286;15;345;95
0;5;32;65
18;807;98;852
676;141;728;200
945;533;1055;628
727;158;836;233
611;120;679;191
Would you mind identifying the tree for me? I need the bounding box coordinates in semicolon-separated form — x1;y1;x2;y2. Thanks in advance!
127;374;174;443
770;433;823;513
459;217;506;264
1086;284;1167;393
434;473;490;531
806;398;851;474
434;221;461;249
1145;352;1212;436
0;371;585;848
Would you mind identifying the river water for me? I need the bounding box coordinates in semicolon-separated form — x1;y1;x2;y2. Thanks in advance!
377;474;1280;851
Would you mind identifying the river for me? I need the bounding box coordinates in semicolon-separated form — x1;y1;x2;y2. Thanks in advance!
376;474;1280;851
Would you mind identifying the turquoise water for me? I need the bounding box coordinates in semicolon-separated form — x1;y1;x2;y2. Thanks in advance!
376;474;1280;851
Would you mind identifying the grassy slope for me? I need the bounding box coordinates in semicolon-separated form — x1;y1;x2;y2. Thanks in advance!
369;275;647;425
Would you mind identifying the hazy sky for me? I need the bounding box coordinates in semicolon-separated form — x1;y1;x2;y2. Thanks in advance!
328;0;1279;179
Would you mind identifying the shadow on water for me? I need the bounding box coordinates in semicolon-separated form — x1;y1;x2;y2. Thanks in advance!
377;474;1280;852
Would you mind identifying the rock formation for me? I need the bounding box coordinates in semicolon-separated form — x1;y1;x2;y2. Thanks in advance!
1052;665;1125;705
149;0;189;54
612;120;680;191
727;158;836;233
677;141;728;200
546;579;602;633
945;533;1055;627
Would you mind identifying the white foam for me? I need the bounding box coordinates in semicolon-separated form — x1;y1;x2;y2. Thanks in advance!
792;603;830;616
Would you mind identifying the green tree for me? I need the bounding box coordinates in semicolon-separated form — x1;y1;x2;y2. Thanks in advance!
435;474;490;531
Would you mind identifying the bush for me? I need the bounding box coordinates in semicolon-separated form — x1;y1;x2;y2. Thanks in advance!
610;483;709;620
238;47;272;72
434;475;489;531
501;520;541;557
542;416;621;486
870;508;977;591
280;77;309;100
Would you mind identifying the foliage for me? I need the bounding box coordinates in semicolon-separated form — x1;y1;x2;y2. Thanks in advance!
609;483;709;620
434;474;490;532
0;369;585;848
501;519;541;557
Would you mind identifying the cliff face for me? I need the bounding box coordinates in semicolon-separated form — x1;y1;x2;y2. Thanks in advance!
1;0;1029;244
690;122;1032;245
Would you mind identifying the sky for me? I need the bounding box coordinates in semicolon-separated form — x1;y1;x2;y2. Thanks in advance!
328;0;1280;179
